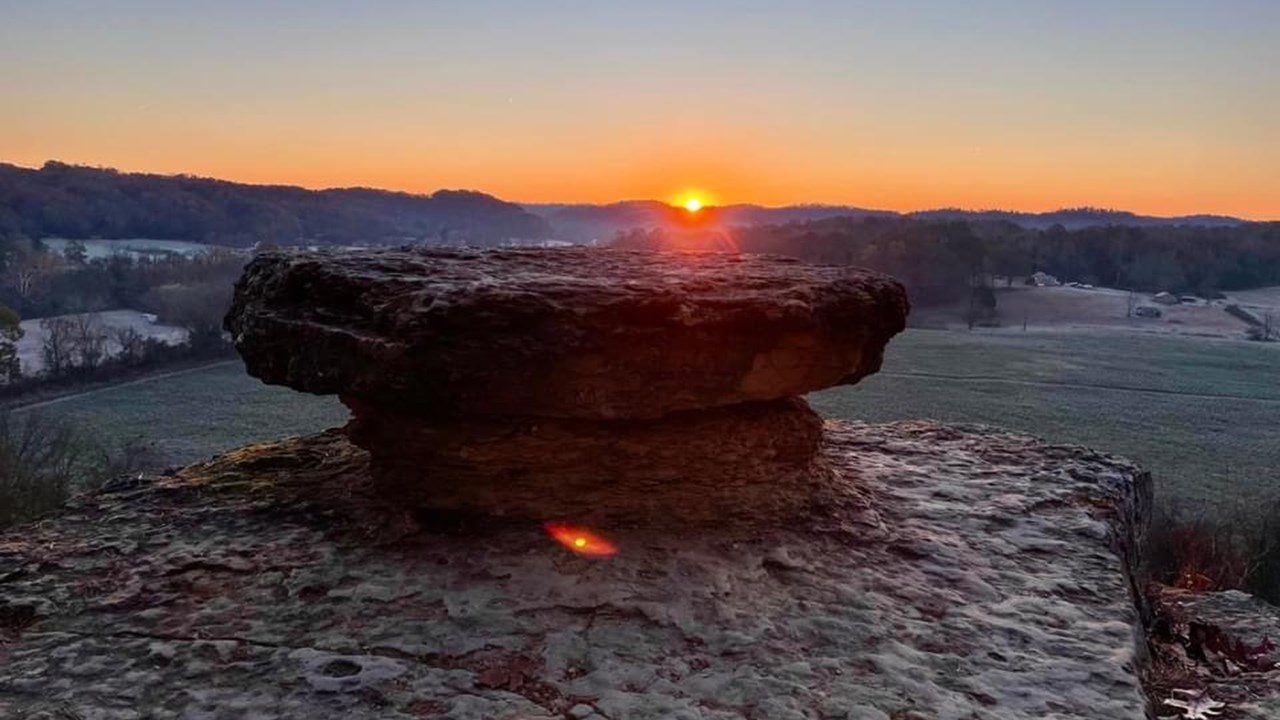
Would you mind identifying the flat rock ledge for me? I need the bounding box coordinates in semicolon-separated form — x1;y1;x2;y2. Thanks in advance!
224;247;909;419
0;421;1154;720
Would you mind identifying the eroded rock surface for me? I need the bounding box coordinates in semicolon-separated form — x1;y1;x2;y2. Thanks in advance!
1149;586;1280;719
225;247;908;419
0;421;1152;719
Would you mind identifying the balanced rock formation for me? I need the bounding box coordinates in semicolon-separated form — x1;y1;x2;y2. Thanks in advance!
225;247;908;526
0;249;1169;718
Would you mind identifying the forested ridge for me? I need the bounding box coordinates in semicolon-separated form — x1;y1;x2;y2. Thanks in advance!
6;161;1280;312
0;162;551;246
614;217;1280;305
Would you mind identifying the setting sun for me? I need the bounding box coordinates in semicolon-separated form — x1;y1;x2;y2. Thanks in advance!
684;198;703;213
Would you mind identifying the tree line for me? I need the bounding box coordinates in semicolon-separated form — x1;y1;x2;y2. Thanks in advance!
0;161;551;247
612;217;1280;306
0;237;242;332
0;235;245;388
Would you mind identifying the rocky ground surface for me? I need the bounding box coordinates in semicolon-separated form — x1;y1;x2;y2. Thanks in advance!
1;420;1153;719
1148;586;1280;719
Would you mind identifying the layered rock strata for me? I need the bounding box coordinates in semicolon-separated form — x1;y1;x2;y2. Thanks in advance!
225;247;908;525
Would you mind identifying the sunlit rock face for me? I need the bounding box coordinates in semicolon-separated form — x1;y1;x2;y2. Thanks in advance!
225;247;908;525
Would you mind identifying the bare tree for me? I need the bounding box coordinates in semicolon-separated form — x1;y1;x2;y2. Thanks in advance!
113;326;146;366
0;304;23;383
70;314;108;371
39;317;78;377
141;281;233;352
3;249;64;301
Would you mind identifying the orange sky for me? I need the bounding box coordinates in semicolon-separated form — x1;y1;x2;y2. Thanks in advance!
2;2;1277;219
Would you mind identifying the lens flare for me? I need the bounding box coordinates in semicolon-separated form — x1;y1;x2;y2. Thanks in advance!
543;522;617;557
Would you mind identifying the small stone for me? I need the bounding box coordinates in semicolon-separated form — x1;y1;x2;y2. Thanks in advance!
146;642;177;664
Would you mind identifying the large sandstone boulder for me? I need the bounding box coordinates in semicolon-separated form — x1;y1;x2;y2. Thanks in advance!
225;247;908;419
225;247;908;524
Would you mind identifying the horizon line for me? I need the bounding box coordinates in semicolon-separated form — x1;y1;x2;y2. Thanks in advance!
8;159;1276;223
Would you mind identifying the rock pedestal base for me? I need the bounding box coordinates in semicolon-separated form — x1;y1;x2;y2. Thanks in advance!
345;397;829;527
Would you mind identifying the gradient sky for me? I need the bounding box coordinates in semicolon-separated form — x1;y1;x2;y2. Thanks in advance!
2;0;1277;218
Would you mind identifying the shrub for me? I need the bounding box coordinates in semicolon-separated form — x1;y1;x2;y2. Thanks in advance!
1148;499;1280;604
0;412;153;530
0;412;80;529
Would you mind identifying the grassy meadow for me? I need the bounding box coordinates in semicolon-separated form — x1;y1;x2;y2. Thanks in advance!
12;328;1280;514
14;362;348;471
812;329;1280;511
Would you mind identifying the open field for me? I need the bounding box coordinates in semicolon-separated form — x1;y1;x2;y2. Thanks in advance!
1227;286;1280;314
41;238;228;260
812;329;1280;512
912;285;1253;339
13;328;1279;514
13;361;347;471
16;309;188;376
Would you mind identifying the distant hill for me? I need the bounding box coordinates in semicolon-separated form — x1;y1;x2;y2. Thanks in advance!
0;162;551;247
527;201;1246;242
907;207;1245;230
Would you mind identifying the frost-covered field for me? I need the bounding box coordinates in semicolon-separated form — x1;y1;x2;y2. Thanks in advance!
813;328;1280;512
41;238;226;260
16;309;188;377
24;327;1280;511
20;361;347;469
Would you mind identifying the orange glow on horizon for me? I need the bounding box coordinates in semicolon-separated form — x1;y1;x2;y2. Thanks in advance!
1;4;1276;222
669;188;718;214
543;522;618;557
3;146;1276;221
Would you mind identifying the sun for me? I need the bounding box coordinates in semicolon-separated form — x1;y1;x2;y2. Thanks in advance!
683;197;703;213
